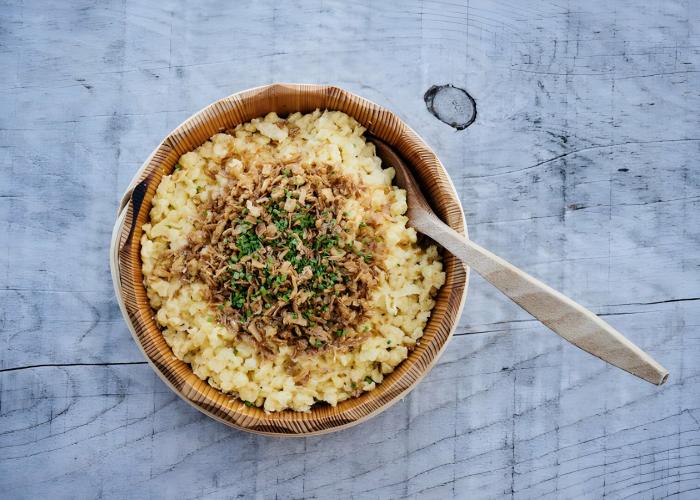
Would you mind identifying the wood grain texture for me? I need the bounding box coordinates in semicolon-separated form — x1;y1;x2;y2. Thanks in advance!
1;0;699;498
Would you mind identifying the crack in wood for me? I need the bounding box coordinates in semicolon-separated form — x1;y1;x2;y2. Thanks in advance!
0;361;148;374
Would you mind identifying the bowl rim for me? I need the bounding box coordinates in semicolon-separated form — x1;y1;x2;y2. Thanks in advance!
110;83;469;436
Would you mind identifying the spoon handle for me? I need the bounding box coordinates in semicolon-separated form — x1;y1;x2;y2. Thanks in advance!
413;212;669;385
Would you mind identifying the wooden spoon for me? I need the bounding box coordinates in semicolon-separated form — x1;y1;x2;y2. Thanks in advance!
370;137;669;385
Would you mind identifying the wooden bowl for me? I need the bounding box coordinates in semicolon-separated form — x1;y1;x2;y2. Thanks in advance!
110;84;469;435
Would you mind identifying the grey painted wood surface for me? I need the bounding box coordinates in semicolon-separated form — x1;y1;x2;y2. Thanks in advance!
1;0;698;498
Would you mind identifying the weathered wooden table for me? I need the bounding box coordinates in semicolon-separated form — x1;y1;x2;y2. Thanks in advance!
2;1;698;498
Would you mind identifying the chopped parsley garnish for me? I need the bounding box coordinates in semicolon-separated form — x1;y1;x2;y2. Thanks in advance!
230;290;246;309
182;162;386;353
235;231;261;257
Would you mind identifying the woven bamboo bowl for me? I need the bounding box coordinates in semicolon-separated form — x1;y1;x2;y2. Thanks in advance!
110;84;469;435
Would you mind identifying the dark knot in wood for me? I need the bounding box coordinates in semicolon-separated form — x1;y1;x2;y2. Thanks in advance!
424;84;476;130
